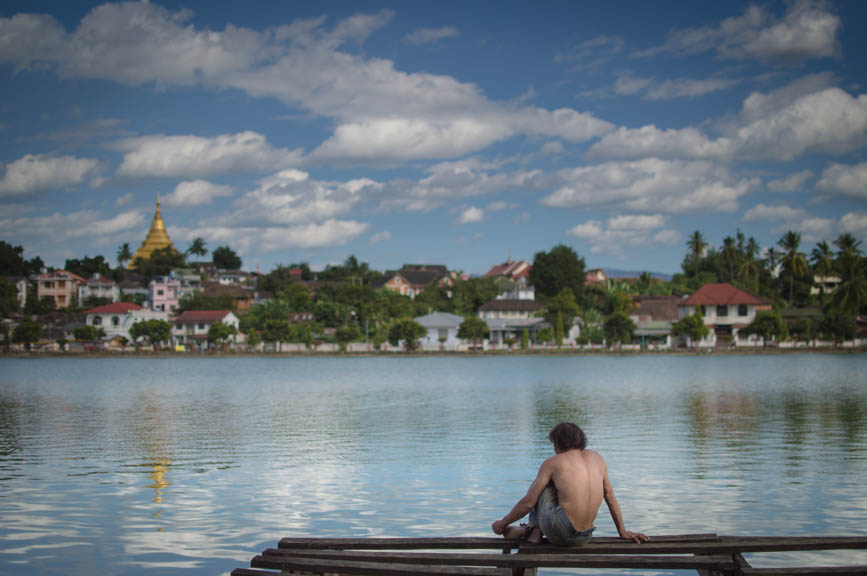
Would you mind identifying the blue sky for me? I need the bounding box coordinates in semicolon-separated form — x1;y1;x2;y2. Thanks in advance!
1;0;866;275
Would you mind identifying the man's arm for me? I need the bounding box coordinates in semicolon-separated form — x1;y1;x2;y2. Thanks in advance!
491;459;554;534
602;461;649;543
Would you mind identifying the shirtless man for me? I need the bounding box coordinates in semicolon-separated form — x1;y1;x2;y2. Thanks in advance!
491;422;648;546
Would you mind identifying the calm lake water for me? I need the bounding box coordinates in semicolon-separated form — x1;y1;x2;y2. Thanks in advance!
1;354;866;575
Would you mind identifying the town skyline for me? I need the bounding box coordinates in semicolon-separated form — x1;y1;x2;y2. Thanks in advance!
1;1;866;275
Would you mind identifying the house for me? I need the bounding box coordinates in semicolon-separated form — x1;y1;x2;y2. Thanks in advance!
678;283;772;347
485;260;535;301
811;275;841;296
415;312;465;349
84;302;169;342
372;265;454;299
485;317;550;345
171;268;202;299
2;276;29;311
78;273;120;304
148;275;181;313
585;269;607;284
36;270;86;309
478;299;543;320
172;310;241;346
630;295;680;349
217;270;251;286
201;281;254;311
119;279;149;302
484;259;531;281
288;312;314;323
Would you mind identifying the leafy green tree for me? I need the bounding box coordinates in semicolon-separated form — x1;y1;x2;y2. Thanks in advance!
778;230;809;307
833;233;862;258
0;241;44;276
186;237;208;259
134;246;185;279
457;316;489;349
13;320;43;350
212;246;242;270
672;311;710;349
603;311;636;346
206;321;237;348
262;318;293;345
314;300;352;328
721;235;739;281
335;325;361;351
64;255;112;279
545;288;579;330
74;325;105;344
521;328;529;350
530;244;586;301
810;240;835;304
818;311;857;342
388;318;426;352
743;311;788;344
451;277;498;316
129;319;172;350
535;326;554;345
829;251;867;314
0;279;20;316
177;291;236;313
790;317;815;342
117;243;133;269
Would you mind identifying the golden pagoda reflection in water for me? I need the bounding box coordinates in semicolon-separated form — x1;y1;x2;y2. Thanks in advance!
129;193;177;269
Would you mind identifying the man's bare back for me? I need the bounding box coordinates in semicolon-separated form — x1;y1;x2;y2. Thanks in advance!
546;449;605;532
492;422;648;545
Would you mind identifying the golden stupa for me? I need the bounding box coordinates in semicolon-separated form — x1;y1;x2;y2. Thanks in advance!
129;193;176;269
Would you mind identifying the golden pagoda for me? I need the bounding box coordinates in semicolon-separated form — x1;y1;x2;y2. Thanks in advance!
129;192;176;269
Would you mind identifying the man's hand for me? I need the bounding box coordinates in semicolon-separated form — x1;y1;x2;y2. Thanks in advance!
491;519;507;535
619;530;650;543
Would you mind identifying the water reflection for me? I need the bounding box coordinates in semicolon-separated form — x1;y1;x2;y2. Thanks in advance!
0;355;865;575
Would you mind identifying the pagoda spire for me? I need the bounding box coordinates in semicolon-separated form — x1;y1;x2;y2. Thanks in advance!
129;192;176;269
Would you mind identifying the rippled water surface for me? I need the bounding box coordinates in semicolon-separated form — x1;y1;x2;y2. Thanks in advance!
1;355;866;575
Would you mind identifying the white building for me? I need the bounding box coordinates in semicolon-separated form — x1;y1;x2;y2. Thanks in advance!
172;310;240;346
678;283;772;347
84;302;169;341
78;273;120;304
415;312;465;350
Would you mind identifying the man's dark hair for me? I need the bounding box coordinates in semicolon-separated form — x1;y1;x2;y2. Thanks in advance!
548;422;587;452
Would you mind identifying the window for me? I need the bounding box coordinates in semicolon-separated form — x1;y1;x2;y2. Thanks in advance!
699;305;706;316
716;305;728;317
112;316;120;326
438;329;448;340
93;316;102;326
198;323;205;330
157;289;164;296
738;305;748;316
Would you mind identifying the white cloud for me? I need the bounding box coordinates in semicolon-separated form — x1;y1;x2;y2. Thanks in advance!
404;26;459;45
636;0;840;63
0;154;98;196
115;191;135;207
369;230;390;244
0;4;613;163
261;219;368;248
115;131;302;178
543;159;755;213
841;212;867;236
540;141;564;156
644;77;740;100
555;35;623;72
816;162;867;200
455;206;484;224
589;125;733;160
767;170;814;192
742;203;807;222
0;209;144;239
566;213;679;255
486;201;518;212
163;180;234;207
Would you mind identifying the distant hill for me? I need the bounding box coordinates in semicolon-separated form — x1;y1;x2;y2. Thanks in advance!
603;268;673;281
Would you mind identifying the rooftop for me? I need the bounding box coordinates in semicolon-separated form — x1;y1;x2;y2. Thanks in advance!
681;283;771;307
84;302;142;315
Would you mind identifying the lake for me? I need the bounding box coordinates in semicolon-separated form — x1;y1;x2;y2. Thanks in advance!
1;354;866;575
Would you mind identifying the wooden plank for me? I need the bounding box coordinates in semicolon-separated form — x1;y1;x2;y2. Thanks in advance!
740;567;867;576
232;570;280;576
718;536;867;553
255;550;733;570
518;536;867;555
250;556;512;576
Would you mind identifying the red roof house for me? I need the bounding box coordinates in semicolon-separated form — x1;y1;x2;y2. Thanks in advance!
680;283;770;307
84;302;142;315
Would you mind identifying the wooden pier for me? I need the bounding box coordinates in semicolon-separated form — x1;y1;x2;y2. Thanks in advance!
232;533;867;576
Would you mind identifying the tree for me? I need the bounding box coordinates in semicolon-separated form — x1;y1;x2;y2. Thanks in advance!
64;255;112;279
335;325;361;351
818;311;857;342
829;250;867;314
13;320;43;350
177;291;236;313
0;279;20;316
778;230;809;307
206;321;237;348
743;310;788;345
388;318;426;352
134;246;185;280
811;241;835;303
721;235;739;281
186;237;208;259
603;311;636;347
212;246;242;270
0;241;43;276
117;243;133;269
535;326;554;345
833;233;863;258
545;288;579;331
262;318;293;346
521;328;529;350
672;311;710;349
457;316;489;349
530;244;586;301
686;231;707;276
74;325;106;345
790;317;815;342
129;319;172;350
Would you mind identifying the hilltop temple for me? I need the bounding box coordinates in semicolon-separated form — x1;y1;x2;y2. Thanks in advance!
130;193;176;269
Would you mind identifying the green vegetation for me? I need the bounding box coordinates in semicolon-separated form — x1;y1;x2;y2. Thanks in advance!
388;318;426;352
672;311;710;348
457;316;488;349
212;246;242;270
129;319;172;350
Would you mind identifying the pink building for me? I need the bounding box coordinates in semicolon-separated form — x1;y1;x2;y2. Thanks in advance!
36;270;86;309
148;275;181;313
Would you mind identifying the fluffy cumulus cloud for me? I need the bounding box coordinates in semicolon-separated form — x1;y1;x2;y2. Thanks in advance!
543;159;756;213
114;131;302;178
742;202;807;222
0;209;144;239
454;206;484;224
163;180;235;207
841;212;867;236
590;80;867;163
768;170;814;193
816;162;867;200
636;0;840;63
0;154;98;197
567;213;679;255
0;3;613;163
404;26;459;45
740;201;851;243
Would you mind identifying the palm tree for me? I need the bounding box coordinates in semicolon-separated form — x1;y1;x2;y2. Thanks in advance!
186;237;208;259
829;250;867;314
833;233;863;258
116;242;132;269
686;231;707;276
778;230;809;307
737;237;761;290
811;241;835;303
721;236;738;281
